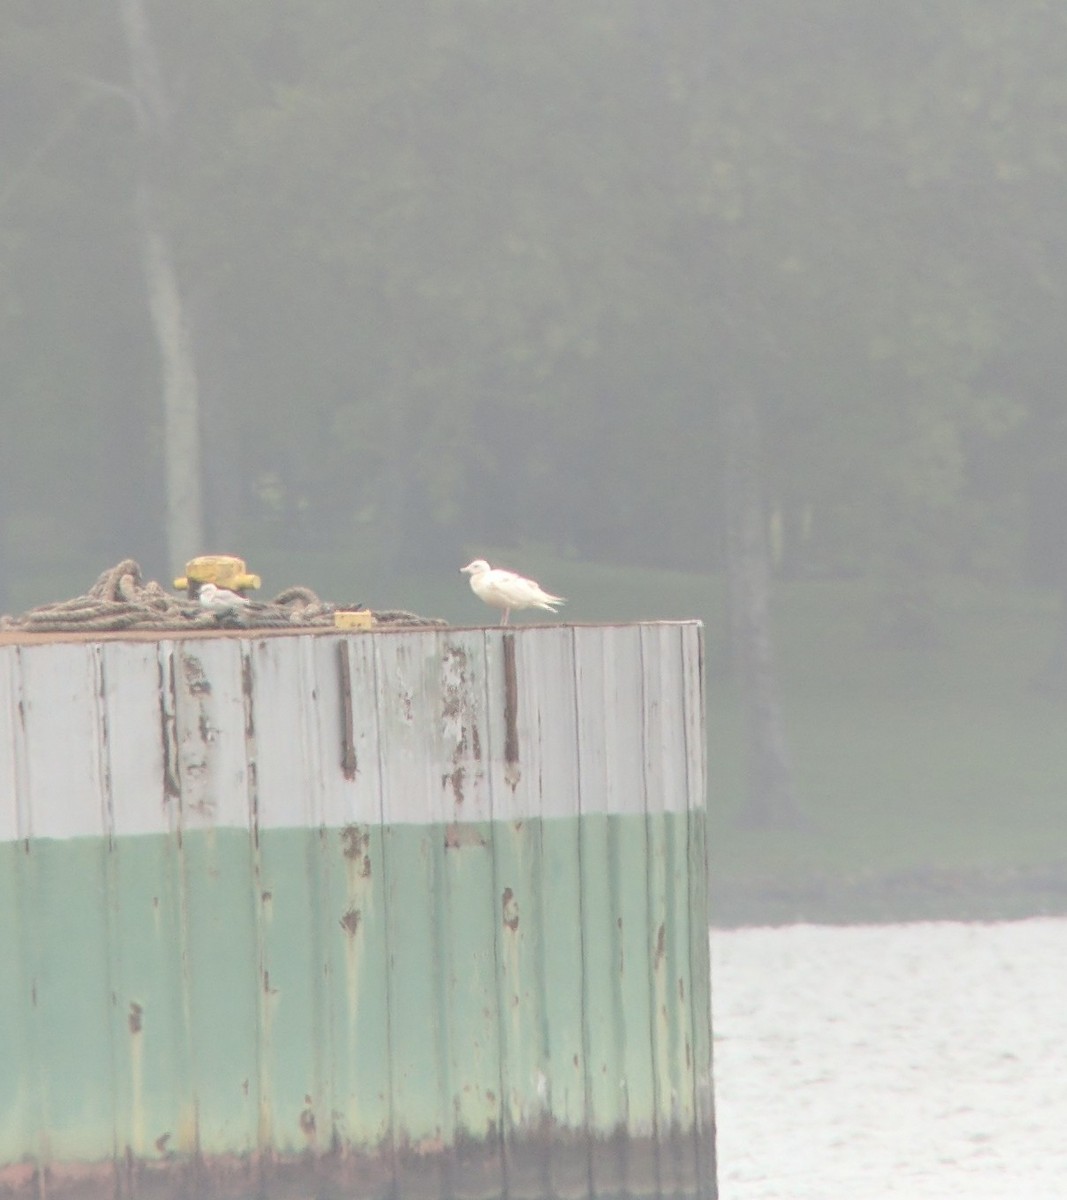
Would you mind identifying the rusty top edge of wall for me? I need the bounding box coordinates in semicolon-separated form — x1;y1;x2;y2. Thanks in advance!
0;619;704;648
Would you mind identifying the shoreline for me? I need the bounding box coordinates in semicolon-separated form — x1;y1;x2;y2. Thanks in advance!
710;861;1067;928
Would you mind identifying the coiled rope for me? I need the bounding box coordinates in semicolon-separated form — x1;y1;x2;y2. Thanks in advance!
0;559;447;634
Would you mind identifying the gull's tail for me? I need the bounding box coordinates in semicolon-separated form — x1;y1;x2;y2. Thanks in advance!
535;592;565;613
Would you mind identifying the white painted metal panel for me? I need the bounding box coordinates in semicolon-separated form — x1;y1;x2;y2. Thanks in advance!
245;635;320;829
171;638;251;832
310;634;385;827
641;622;692;815
514;625;581;821
681;622;707;814
372;629;441;827
17;643;107;840
573;624;647;816
99;640;172;837
0;626;707;839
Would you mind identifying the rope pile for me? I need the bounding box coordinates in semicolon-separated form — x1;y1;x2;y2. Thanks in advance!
0;560;447;635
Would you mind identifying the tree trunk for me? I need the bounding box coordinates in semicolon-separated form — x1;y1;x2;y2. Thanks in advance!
723;388;806;828
117;0;204;570
1032;579;1067;697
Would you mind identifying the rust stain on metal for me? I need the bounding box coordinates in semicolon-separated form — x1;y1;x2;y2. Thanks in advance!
442;646;482;778
249;767;260;850
501;887;519;932
241;653;255;739
182;654;211;696
197;712;216;744
341;824;369;858
299;1098;317;1141
95;655;114;814
341;825;372;878
502;634;520;779
444;823;486;850
441;644;468;721
0;1133;705;1199
340;818;372;1041
157;652;180;801
128;1001;143;1035
337;641;359;780
445;764;465;805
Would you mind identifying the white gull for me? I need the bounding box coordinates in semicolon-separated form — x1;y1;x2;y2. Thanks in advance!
460;559;565;625
197;582;250;613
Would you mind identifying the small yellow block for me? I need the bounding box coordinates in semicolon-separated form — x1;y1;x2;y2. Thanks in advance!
334;610;375;630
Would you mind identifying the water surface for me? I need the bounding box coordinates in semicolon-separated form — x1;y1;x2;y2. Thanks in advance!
711;917;1067;1199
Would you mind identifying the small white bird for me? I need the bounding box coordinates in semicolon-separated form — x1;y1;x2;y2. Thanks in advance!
197;582;250;613
460;559;565;625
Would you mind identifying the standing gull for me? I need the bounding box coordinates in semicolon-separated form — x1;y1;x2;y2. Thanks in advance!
460;559;565;625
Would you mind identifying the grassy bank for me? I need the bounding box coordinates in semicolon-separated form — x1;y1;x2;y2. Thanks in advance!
710;575;1067;924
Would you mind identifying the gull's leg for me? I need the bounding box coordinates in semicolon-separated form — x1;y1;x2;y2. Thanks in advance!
501;609;510;626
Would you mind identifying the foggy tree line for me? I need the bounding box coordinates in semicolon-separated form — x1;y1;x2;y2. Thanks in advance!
2;0;1067;620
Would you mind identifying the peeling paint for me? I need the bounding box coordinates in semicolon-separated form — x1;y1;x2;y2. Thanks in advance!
501;887;520;932
445;765;465;805
341;825;369;859
443;823;487;850
341;826;372;878
299;1098;317;1142
502;633;520;787
240;654;256;740
157;651;180;802
182;654;211;696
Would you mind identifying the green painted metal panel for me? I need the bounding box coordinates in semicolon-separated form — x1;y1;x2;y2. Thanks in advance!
0;623;715;1199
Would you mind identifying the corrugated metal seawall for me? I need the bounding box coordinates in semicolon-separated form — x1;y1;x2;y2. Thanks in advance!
0;622;714;1200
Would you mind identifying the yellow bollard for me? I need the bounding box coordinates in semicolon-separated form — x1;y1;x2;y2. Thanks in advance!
174;555;262;597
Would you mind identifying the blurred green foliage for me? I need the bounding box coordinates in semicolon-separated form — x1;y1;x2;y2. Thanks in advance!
3;2;1067;607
